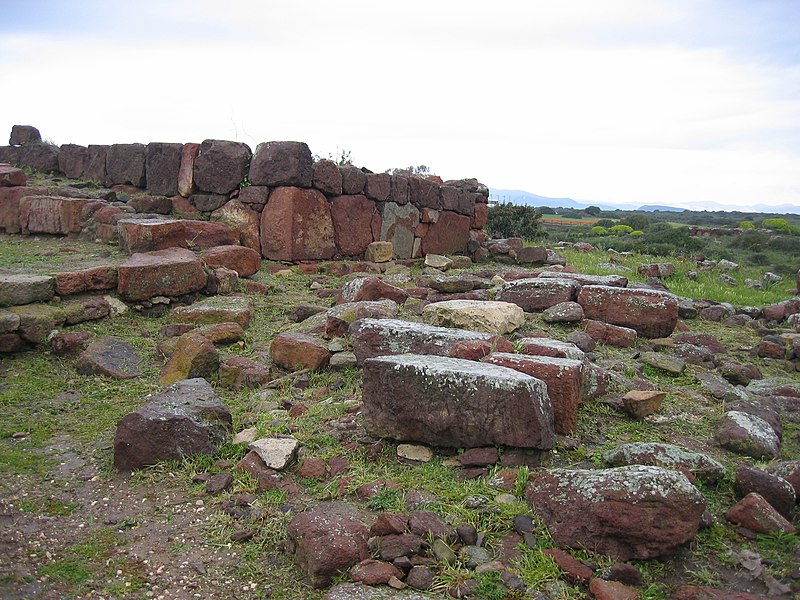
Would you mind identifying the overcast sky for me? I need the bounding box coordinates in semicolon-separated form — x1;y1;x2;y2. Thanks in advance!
1;0;798;211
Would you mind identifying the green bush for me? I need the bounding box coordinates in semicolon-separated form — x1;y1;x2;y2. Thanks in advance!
487;203;544;240
631;230;644;236
739;221;755;229
761;218;790;233
609;224;634;235
591;226;608;235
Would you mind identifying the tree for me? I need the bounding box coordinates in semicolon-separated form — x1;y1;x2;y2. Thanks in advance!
621;214;650;231
585;205;602;216
486;203;544;240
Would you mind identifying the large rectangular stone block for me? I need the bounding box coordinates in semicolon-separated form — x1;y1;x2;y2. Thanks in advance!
577;285;679;339
362;354;554;449
496;278;579;312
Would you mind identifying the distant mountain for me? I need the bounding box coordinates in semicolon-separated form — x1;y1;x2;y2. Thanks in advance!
489;189;608;210
638;205;685;212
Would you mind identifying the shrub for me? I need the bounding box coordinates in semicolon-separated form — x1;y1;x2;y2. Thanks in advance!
739;221;755;229
591;226;608;235
631;230;644;236
761;218;790;233
486;203;544;240
609;224;634;235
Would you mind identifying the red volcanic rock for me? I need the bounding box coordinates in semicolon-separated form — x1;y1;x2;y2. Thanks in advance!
578;285;679;338
0;164;27;187
19;196;88;235
420;210;471;256
118;218;238;254
329;195;379;256
270;332;331;371
249;141;312;188
117;248;207;302
177;142;200;197
106;143;146;187
201;245;261;277
260;186;336;261
193;139;251;195
146;142;182;196
54;266;117;296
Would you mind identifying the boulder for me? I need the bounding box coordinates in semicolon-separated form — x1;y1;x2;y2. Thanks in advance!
497;278;579;312
168;296;254;327
260;186;336;261
349;318;513;365
483;353;585;435
145;142;182;196
20;144;59;173
312;159;343;196
420;211;471;256
0;274;55;307
75;337;141;379
210;199;261;251
117;248;208;302
526;465;706;560
158;332;220;386
715;411;781;460
114;378;232;471
84;144;109;183
602;442;726;483
55;144;87;180
379;202;420;259
106;143;146;187
19;196;88;235
330;195;380;256
287;502;370;588
578;285;679;338
9;125;41;145
362;354;554;449
54;266;117;296
734;465;795;520
177;142;200;197
117;218;238;254
422;300;524;335
200;245;261;277
193;139;251;194
270;332;331;370
249;141;312;187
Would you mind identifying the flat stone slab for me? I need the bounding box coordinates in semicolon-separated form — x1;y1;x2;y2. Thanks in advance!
362;353;554;449
520;337;585;360
422;299;525;334
76;337;141;379
349;318;512;365
0;274;55;307
602;442;726;483
117;248;208;302
496;277;579;312
539;271;628;287
169;296;255;328
577;285;679;339
118;218;238;254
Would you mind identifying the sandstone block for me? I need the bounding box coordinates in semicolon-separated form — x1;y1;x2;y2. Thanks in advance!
330;195;379;256
497;278;579;312
422;300;525;334
578;285;679;338
249;141;312;188
201;245;261;277
145;142;182;196
193;139;251;194
260;187;336;261
117;248;208;302
106;143;146;187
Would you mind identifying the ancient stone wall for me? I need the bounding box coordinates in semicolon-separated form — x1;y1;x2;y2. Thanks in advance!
0;127;490;261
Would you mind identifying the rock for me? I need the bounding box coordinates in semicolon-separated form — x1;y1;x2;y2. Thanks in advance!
420;211;471;256
726;493;796;534
362;353;554;449
54;266;117;296
210;200;261;251
364;173;391;201
519;337;585;360
483;353;585;435
621;390;665;418
406;566;434;591
50;331;92;356
765;461;800;500
249;141;312;187
408;510;455;541
585;319;638;348
397;444;434;462
145;142;182;196
76;337;141;379
106;143;147;187
718;259;739;271
249;436;300;470
117;217;238;254
19;195;88;235
114;378;232;471
734;465;795;520
286;502;369;588
669;585;772;600
542;301;584;323
539;271;628;287
169;296;254;327
9;125;41;145
312;159;343;196
0;164;26;186
350;318;512;365
544;548;593;583
325;583;434;600
176;142;200;197
638;263;675;279
20;144;59;173
158;332;220;386
117;248;207;302
365;241;393;263
270;332;331;370
350;559;403;586
526;465;706;560
7;303;66;343
422;300;525;334
377;534;424;561
0;333;23;352
589;578;639;600
339;277;408;305
193;139;250;195
458;447;500;467
423;254;453;270
260;186;336;261
603;443;726;483
428;274;487;294
379;202;420;259
218;357;270;389
0;274;55;307
578;286;679;338
83;144;109;183
0;308;20;334
497;278;578;312
716;411;781;460
200;245;261;277
640;352;686;375
329;195;380;257
340;166;367;194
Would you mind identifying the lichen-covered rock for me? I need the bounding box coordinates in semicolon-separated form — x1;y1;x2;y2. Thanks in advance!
158;332;220;386
379;202;419;259
210;199;261;251
725;492;795;534
117;218;238;254
287;502;370;588
0;308;20;334
114;378;232;471
362;353;554;449
54;266;117;296
497;278;579;312
117;248;208;302
422;300;525;334
76;337;141;379
168;296;254;328
526;465;706;560
519;337;585;360
19;196;88;235
0;164;27;186
585;319;638;348
7;303;66;343
364;241;393;263
602;442;726;483
577;285;679;338
639;352;686;375
339;277;408;305
482;353;585;435
542;301;584;323
349;318;513;365
538;271;628;288
765;461;800;501
734;465;796;520
0;274;55;307
715;411;781;460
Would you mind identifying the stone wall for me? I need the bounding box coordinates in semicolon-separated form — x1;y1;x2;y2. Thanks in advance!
0;126;490;261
